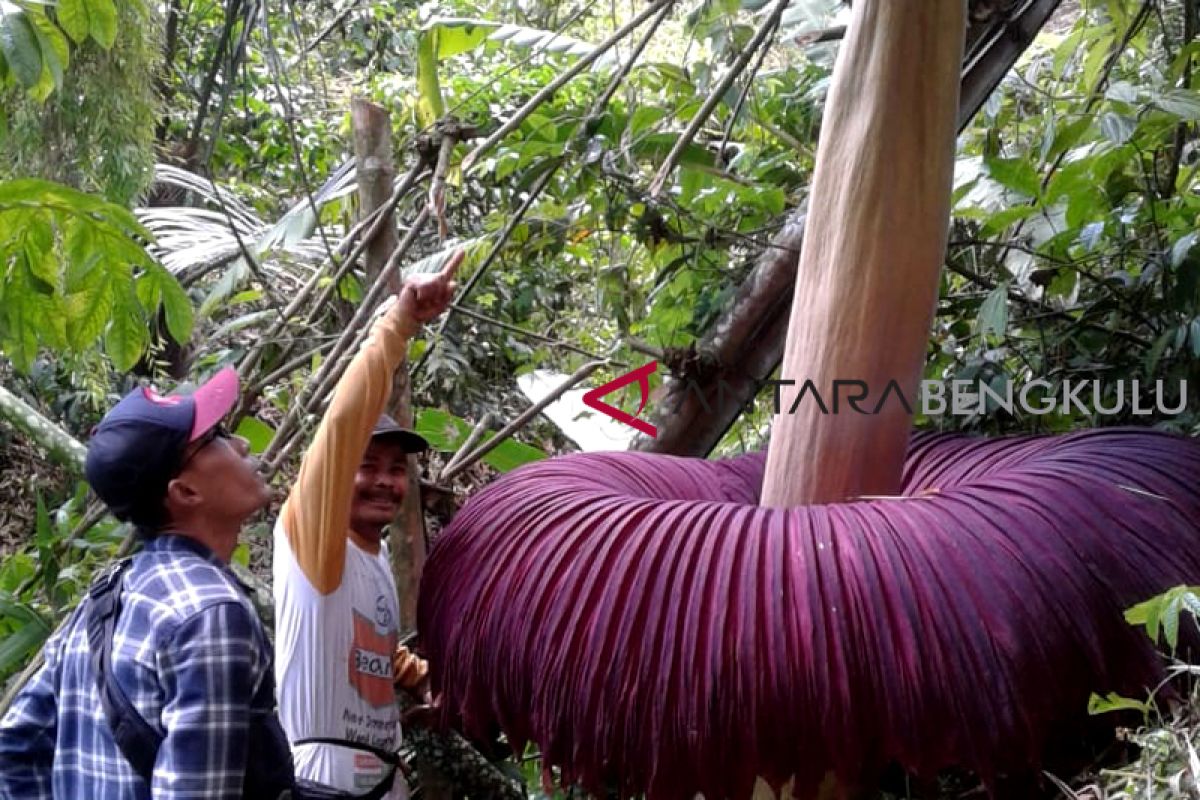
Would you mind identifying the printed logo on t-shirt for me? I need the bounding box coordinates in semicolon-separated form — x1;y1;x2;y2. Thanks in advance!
349;608;398;707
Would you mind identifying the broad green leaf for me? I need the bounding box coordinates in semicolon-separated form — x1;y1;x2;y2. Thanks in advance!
27;8;65;92
34;491;53;546
1152;89;1200;122
984;156;1041;199
21;219;57;291
0;8;42;88
65;265;114;349
481;437;546;472
415;28;443;128
1125;592;1164;643
1145;329;1174;376
147;262;194;343
1099;112;1135;145
231;542;251;568
2;277;41;372
105;280;148;371
87;0;116;48
55;0;89;43
629;106;666;138
415;18;602;128
0;597;51;674
234;416;275;455
976;284;1008;339
415;408;471;451
64;217;101;291
1171;232;1198;269
1162;595;1181;650
980;205;1038;236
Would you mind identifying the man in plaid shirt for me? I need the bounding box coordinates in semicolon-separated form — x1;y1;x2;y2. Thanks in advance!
0;366;283;798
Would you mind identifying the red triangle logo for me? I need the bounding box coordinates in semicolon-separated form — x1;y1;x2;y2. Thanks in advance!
582;361;658;438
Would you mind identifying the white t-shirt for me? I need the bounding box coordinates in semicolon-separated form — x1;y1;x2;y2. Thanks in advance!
273;521;410;799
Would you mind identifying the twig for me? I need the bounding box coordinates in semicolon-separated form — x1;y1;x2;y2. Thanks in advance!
439;412;495;478
448;303;620;363
625;336;665;360
188;0;243;154
440;360;608;481
944;261;1150;347
257;2;339;266
647;0;787;198
235;161;427;381
461;0;675;173
294;0;363;60
262;207;432;470
249;338;336;394
716;12;777;169
793;25;845;46
411;167;558;378
582;0;673;124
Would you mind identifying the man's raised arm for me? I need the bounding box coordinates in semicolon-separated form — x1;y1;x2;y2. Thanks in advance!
280;252;462;594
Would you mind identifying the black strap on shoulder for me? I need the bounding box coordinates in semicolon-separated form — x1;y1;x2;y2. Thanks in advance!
85;557;163;781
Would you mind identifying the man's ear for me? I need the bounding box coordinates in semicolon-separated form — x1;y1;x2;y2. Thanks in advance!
164;476;203;513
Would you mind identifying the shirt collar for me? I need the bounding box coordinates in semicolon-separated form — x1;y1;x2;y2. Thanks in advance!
141;533;255;594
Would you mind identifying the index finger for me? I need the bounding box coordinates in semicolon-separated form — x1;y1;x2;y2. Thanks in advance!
440;249;465;281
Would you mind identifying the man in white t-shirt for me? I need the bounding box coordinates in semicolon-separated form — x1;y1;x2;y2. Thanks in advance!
273;253;461;799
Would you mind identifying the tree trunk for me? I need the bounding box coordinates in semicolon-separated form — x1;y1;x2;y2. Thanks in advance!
635;0;1063;460
759;0;965;507
0;384;87;473
350;98;427;634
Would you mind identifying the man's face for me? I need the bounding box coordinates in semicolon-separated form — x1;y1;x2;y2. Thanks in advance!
351;439;410;531
171;426;271;522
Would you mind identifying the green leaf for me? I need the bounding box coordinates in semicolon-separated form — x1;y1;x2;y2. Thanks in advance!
105;280;148;371
1171;232;1197;269
1087;691;1148;716
87;0;116;48
0;8;43;88
1099;112;1135;145
481;438;546;472
1146;329;1174;376
975;283;1008;339
1162;595;1181;651
231;542;251;568
21;227;58;292
148;262;194;343
55;0;89;43
980;205;1038;236
1125;593;1164;643
27;8;65;92
984;156;1041;199
1;277;41;372
34;491;53;546
0;597;51;674
414;408;471;451
1152;89;1200;122
65;265;114;349
234;416;275;455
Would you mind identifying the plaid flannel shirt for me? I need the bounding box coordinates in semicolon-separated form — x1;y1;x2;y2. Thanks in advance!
0;534;275;799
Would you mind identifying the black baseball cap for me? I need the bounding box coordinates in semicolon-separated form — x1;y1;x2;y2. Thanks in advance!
84;367;240;526
371;414;429;453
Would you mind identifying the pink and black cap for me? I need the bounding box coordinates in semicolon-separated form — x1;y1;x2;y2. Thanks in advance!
84;366;240;526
